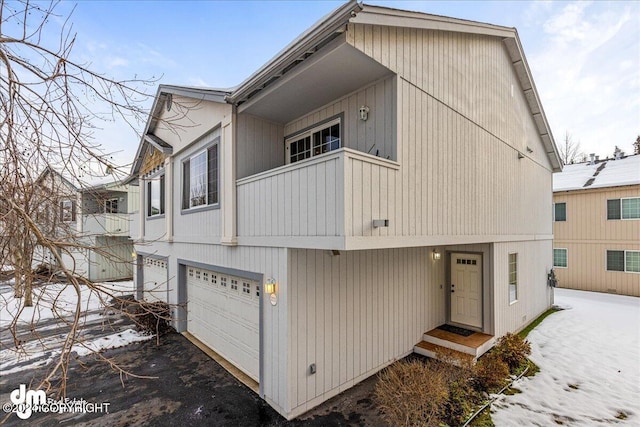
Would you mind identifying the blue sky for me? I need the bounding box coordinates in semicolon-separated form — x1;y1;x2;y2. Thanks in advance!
50;1;639;166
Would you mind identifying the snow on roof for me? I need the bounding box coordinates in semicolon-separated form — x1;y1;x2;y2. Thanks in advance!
553;154;640;192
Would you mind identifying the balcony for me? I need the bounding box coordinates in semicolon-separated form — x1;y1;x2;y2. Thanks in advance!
83;213;130;237
236;148;400;249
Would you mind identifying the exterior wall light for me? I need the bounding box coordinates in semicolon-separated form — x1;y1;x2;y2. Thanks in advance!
359;105;370;121
432;249;441;261
265;278;278;306
265;278;277;294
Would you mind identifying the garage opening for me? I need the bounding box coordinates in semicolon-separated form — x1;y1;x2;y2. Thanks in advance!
185;265;260;382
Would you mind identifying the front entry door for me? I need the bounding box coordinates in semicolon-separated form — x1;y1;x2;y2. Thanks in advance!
450;253;482;329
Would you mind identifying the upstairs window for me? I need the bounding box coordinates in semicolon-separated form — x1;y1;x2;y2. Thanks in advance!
286;118;341;164
60;200;76;222
147;175;165;217
182;144;218;210
607;198;640;220
553;203;566;222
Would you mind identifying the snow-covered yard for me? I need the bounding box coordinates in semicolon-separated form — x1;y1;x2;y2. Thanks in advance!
0;280;151;375
492;288;640;425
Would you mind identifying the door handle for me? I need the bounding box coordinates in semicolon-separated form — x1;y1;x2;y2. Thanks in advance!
451;284;455;293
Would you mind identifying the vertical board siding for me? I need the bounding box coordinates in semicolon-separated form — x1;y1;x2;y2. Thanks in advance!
284;77;396;161
287;247;445;417
492;240;553;337
553;186;640;296
153;95;231;154
237;114;285;179
171;131;223;242
91;236;133;281
343;23;553;240
237;156;342;238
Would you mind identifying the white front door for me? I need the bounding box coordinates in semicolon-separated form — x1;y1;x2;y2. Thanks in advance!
450;253;482;329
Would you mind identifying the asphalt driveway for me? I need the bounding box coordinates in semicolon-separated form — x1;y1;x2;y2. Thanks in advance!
0;307;385;426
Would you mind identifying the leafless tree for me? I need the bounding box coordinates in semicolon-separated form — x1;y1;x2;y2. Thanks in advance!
634;135;639;155
558;131;583;165
0;0;172;403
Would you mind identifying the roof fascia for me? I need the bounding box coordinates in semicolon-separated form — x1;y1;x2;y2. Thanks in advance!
503;35;563;172
352;5;515;38
227;0;362;104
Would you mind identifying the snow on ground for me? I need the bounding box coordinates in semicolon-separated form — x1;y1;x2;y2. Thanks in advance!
0;280;134;327
0;279;151;375
492;288;640;426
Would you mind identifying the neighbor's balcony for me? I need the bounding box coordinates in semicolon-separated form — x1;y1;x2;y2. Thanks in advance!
82;213;130;237
236;148;400;249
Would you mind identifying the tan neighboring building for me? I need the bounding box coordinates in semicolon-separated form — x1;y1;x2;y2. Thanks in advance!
553;153;640;296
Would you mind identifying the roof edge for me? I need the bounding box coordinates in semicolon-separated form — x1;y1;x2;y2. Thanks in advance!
227;0;363;104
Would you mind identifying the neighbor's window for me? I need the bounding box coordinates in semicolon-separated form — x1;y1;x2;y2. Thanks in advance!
105;198;119;214
60;200;76;222
508;253;518;303
182;144;218;210
286;118;341;164
553;203;566;222
607;250;640;273
607;198;640;220
147;175;165;217
553;248;568;268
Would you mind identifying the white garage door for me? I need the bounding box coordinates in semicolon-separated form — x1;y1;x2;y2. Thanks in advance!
187;266;260;381
143;257;167;303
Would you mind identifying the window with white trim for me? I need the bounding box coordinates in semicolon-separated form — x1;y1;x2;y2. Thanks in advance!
182;144;218;210
553;248;568;268
147;174;165;217
286;119;341;164
607;250;640;273
607;198;640;220
508;253;518;303
553;203;566;222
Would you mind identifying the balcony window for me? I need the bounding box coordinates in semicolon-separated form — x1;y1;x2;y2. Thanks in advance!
105;198;119;214
286;118;340;164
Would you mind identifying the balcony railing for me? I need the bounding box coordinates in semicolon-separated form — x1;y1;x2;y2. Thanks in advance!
236;148;400;248
83;213;130;237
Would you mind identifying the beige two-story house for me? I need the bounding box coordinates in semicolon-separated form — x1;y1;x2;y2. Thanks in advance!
553;153;640;296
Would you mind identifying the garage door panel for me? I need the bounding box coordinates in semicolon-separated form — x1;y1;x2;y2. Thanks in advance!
143;257;167;303
187;267;259;381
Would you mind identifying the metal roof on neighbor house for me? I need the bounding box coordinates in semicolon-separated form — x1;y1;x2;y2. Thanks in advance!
553;154;640;192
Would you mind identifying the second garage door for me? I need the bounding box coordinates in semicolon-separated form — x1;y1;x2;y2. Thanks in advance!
187;266;260;381
142;257;168;303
